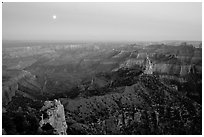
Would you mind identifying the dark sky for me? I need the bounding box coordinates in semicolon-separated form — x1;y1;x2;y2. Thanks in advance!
2;2;202;42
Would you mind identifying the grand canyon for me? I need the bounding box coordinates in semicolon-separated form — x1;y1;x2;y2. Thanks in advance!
2;2;202;135
2;40;202;134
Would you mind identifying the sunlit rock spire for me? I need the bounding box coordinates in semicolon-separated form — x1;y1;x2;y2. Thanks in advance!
144;53;153;74
39;99;67;135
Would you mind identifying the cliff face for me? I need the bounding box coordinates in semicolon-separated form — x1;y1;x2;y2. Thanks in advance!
120;58;196;76
2;70;42;107
2;83;18;106
117;45;201;76
152;64;195;76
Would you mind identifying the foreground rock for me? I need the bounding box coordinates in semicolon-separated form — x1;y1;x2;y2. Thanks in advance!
39;99;67;135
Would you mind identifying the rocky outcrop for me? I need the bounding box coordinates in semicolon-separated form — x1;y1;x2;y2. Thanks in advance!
39;99;67;135
144;55;153;74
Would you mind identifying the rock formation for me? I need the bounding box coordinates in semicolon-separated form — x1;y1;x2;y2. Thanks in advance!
144;55;153;74
39;99;67;135
2;70;41;107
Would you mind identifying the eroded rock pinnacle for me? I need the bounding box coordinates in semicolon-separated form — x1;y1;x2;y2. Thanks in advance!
39;99;67;135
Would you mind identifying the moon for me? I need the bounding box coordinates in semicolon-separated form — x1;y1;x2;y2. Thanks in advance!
52;15;57;20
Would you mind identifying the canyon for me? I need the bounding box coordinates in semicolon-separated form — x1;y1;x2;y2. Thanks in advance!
2;41;202;135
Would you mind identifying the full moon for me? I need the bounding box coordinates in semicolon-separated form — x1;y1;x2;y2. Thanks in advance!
52;15;57;20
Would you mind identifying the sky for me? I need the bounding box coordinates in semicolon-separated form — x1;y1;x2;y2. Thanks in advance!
2;2;202;42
